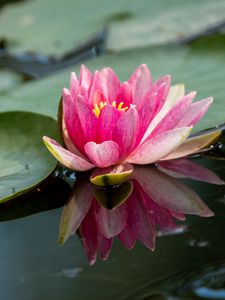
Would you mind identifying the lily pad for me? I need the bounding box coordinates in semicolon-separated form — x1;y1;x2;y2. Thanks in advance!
0;111;59;203
0;0;224;56
107;0;225;51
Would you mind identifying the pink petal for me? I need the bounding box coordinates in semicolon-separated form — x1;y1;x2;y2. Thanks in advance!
112;106;139;157
70;72;79;98
98;67;121;103
135;92;159;145
117;81;132;106
43;136;95;171
153;75;171;114
149;84;185;129
127;191;156;250
61;111;85;157
118;222;137;250
80;204;98;265
140;75;171;142
84;140;121;168
128;127;192;165
128;64;152;106
79;64;93;91
158;159;225;185
95;202;128;238
176;97;213;127
59;183;93;244
98;105;121;141
88;70;102;105
133;166;214;216
97;233;113;261
150;91;196;137
63;92;97;153
161;130;221;160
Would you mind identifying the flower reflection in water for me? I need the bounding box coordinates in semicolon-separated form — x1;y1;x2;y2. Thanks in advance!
59;160;224;265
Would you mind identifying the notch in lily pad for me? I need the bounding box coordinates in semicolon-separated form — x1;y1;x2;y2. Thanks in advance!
90;164;133;187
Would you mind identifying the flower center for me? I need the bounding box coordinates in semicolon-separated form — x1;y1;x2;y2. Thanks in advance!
93;101;128;117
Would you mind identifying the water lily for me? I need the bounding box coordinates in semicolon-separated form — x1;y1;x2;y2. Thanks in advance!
59;163;223;265
43;64;219;180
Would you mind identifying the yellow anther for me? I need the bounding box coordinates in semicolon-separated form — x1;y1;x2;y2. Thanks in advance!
118;102;124;110
93;103;100;117
93;100;129;117
100;101;107;109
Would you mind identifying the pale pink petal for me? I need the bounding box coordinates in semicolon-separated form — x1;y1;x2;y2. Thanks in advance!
84;141;121;168
98;67;121;103
133;166;214;216
135;92;159;145
128;127;192;165
140;76;171;142
139;184;176;231
176;97;213;127
95;202;128;238
143;84;185;140
158;159;225;185
128;64;152;106
153;75;171;114
43;136;95;171
113;106;139;156
59;183;93;244
70;72;79;98
150;91;196;137
79;64;93;91
161;130;221;160
98;105;121;141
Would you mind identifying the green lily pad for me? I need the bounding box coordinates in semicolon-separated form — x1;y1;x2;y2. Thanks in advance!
0;111;59;203
0;0;224;56
0;70;23;95
107;0;225;51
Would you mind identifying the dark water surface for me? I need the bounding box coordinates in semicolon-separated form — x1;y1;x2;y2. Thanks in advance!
0;158;225;300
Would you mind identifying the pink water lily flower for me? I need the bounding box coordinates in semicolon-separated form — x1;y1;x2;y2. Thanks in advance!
43;64;217;175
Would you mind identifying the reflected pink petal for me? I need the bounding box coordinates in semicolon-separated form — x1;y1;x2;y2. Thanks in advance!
159;158;225;185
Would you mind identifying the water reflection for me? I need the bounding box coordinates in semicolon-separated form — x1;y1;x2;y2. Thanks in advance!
59;160;224;265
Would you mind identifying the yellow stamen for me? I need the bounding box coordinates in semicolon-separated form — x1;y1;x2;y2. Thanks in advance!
117;102;124;110
93;100;129;117
93;103;100;117
112;101;116;107
100;101;107;109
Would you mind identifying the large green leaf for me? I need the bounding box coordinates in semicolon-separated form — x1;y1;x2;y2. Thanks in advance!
0;111;59;203
107;0;225;51
0;0;224;56
0;35;225;131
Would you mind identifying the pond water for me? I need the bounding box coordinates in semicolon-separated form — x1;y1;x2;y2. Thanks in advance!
0;157;225;300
